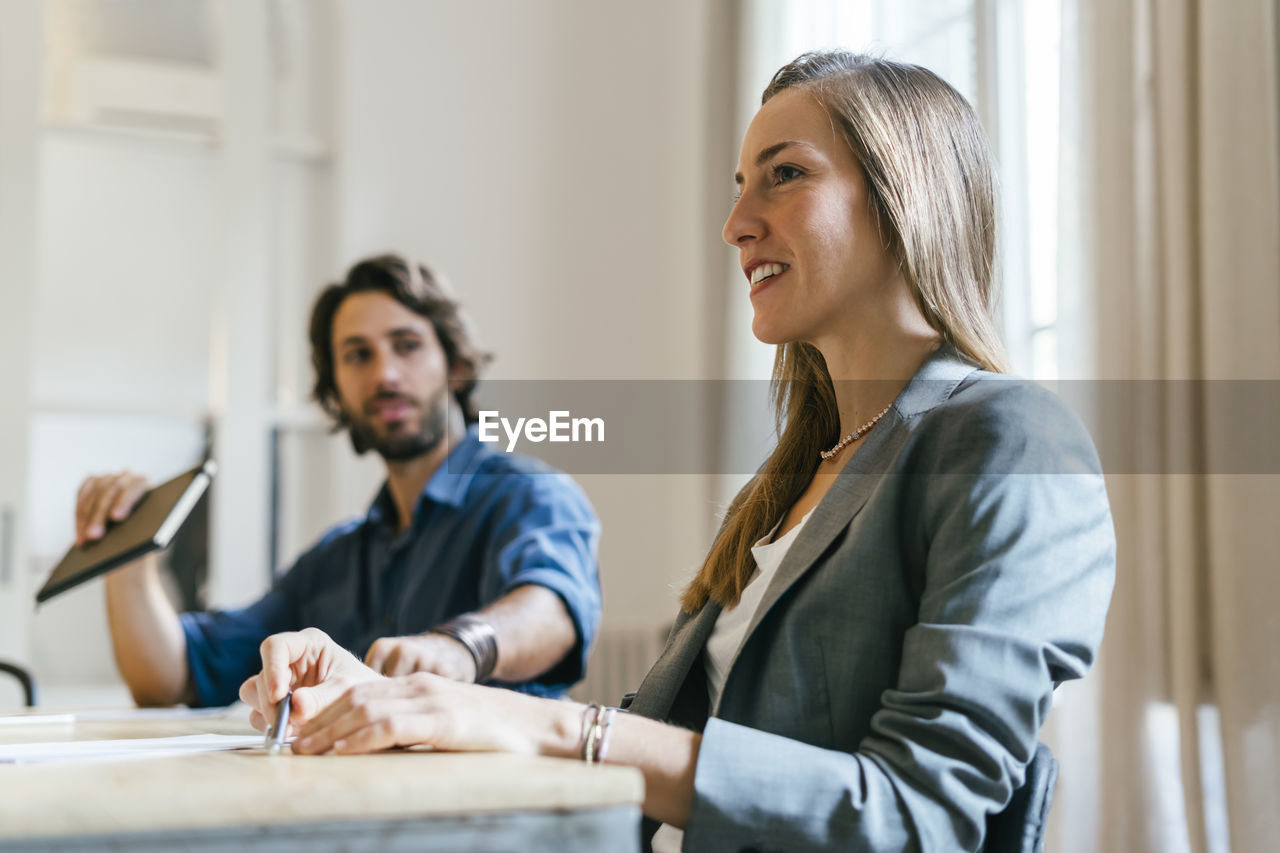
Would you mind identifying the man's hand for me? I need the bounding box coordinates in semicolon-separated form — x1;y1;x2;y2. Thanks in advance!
75;471;151;545
239;628;382;736
364;633;477;681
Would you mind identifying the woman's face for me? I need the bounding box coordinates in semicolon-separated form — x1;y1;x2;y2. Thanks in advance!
723;88;901;348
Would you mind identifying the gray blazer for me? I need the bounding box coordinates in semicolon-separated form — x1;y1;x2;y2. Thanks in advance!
627;346;1115;852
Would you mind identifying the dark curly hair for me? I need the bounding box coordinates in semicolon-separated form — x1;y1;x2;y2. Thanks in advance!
308;254;493;430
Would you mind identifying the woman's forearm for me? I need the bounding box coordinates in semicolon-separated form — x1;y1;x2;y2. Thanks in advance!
541;702;701;827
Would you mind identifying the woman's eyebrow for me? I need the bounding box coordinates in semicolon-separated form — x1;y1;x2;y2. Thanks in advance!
734;140;807;185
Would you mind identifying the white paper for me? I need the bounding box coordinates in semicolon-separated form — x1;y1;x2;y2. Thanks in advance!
0;733;266;764
71;704;244;723
0;714;75;727
0;702;245;727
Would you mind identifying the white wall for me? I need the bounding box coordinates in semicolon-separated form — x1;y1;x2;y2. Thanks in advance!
0;0;42;665
336;0;713;381
33;132;218;411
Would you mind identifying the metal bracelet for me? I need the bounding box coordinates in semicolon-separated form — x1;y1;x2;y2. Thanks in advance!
581;704;618;764
595;707;618;765
430;613;499;683
582;703;604;763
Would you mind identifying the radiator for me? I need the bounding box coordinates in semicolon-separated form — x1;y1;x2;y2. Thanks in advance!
570;623;671;706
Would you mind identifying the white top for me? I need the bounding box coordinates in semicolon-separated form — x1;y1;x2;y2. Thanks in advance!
652;508;813;853
703;508;813;709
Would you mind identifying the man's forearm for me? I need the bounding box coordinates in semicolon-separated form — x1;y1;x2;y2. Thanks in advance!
104;555;191;706
475;584;577;683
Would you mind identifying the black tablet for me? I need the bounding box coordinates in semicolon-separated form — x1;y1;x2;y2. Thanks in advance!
35;460;216;605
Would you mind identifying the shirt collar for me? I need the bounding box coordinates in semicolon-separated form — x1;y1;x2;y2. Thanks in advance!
422;423;486;508
366;484;397;528
363;424;487;527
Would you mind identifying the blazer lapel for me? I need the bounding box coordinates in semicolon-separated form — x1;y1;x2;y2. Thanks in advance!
748;411;906;625
626;600;721;721
711;346;981;713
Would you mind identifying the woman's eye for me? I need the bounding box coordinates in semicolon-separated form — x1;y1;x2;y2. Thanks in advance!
395;339;421;355
343;350;370;365
773;164;803;184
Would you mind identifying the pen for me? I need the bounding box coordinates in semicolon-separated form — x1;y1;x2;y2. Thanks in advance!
265;692;292;755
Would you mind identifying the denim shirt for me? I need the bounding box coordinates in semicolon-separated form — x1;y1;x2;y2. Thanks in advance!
179;426;602;707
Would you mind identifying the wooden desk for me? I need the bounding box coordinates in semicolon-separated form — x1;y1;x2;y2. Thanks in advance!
0;707;644;852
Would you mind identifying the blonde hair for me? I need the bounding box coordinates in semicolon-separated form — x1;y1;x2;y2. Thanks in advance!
682;51;1009;612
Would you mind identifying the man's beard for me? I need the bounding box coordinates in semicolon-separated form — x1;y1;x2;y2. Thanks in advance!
345;391;451;461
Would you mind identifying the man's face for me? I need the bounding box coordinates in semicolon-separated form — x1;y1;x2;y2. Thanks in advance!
331;291;452;461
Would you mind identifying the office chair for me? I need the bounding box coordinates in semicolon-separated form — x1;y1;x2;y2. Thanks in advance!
984;741;1058;853
0;660;37;707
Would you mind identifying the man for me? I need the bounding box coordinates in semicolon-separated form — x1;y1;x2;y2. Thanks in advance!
75;254;601;707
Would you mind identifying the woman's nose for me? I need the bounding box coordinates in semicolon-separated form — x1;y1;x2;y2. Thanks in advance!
723;193;761;246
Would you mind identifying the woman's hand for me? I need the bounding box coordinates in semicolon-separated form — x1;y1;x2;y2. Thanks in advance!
245;630;701;828
239;627;382;735
291;672;581;758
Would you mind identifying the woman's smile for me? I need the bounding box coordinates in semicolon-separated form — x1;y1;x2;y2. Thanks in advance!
746;261;791;298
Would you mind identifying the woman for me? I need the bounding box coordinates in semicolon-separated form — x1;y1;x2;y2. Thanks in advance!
241;51;1114;851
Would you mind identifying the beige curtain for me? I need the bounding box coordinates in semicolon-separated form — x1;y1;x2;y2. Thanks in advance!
1048;1;1280;851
